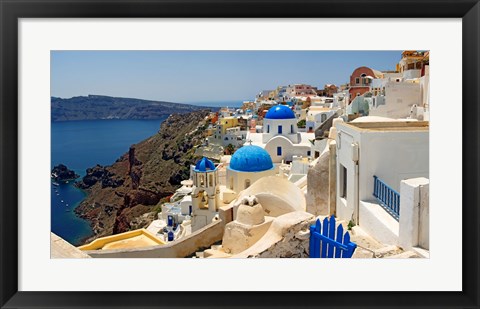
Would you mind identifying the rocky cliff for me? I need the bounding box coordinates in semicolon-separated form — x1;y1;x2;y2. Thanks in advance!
51;164;79;182
74;110;212;244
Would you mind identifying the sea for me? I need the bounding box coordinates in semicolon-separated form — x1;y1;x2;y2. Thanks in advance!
51;118;167;245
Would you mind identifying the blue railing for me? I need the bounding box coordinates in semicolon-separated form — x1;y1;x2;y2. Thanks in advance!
373;176;400;221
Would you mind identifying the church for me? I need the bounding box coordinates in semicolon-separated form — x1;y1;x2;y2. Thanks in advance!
246;104;315;163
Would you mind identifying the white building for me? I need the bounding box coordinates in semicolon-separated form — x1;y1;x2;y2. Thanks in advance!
334;118;429;247
223;126;247;148
369;80;422;119
286;84;317;97
191;157;220;232
333;91;349;109
305;106;339;133
247;105;315;163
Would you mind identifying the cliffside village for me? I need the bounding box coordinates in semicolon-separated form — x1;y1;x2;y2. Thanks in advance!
52;50;430;259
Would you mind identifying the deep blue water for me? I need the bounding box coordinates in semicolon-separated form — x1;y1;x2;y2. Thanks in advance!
51;118;167;245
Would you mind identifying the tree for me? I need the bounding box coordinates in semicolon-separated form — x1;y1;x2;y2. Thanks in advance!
224;144;235;155
297;119;306;128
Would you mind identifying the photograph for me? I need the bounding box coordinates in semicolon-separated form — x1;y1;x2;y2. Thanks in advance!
2;1;478;306
50;50;430;259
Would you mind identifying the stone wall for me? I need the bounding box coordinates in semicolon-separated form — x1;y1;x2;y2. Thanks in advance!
84;219;225;258
306;148;330;215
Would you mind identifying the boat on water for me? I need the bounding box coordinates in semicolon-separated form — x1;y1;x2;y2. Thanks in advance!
61;200;64;203
52;182;60;186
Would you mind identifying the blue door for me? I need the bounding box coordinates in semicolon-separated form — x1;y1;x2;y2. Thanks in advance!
278;125;282;134
277;146;282;156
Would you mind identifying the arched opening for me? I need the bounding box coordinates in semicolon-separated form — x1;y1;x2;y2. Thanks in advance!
199;174;205;186
245;179;251;189
229;177;234;190
198;190;208;209
208;174;213;187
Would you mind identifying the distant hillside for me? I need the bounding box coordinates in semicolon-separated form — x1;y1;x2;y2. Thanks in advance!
51;95;213;121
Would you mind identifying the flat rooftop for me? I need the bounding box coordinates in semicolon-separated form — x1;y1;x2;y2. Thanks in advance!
338;121;429;132
78;229;165;251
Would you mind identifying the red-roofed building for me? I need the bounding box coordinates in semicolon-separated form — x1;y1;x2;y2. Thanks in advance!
348;66;383;103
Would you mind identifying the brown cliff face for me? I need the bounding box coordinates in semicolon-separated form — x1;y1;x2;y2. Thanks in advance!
74;110;211;244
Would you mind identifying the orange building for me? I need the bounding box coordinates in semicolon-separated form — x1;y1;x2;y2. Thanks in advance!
348;66;382;102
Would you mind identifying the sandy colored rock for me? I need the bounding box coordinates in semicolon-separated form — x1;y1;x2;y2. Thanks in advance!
232;211;315;258
236;176;306;217
236;203;265;225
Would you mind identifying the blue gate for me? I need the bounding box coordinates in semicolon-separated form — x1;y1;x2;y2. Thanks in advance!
309;216;356;258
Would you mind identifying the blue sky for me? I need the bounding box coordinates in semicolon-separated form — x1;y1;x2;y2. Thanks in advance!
51;50;401;104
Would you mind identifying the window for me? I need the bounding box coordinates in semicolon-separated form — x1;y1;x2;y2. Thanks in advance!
278;125;282;134
321;114;327;122
245;179;251;189
229;177;233;190
307;151;311;156
355;78;360;84
199;174;205;186
277;146;282;156
291;124;294;133
340;165;347;199
267;125;270;133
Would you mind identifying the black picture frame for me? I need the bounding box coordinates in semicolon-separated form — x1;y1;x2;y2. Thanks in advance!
1;0;479;308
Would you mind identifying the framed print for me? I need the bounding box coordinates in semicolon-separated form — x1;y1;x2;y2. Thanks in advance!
1;0;479;308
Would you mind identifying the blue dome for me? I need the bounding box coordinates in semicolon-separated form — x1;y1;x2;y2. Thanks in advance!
195;157;216;172
230;145;273;172
265;105;296;119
